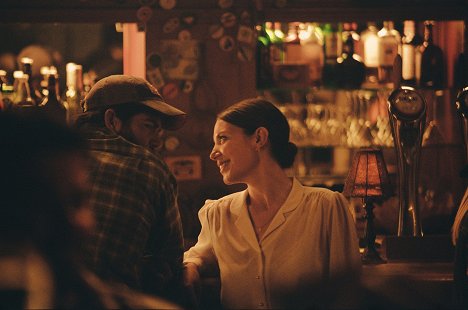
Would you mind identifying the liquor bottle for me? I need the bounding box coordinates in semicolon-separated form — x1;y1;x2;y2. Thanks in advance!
13;72;36;110
401;20;423;86
40;67;67;124
419;21;445;89
65;62;86;124
20;57;41;105
361;22;380;84
342;22;362;59
256;23;273;89
336;31;366;89
284;22;302;63
300;22;324;86
266;22;284;65
377;21;400;86
322;23;342;88
272;22;285;64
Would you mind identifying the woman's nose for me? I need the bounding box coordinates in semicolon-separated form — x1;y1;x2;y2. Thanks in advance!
210;148;221;161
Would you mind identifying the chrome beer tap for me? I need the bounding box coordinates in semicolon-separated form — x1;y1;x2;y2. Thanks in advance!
388;86;426;237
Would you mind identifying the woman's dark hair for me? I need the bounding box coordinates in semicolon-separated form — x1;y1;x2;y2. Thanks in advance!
218;97;297;168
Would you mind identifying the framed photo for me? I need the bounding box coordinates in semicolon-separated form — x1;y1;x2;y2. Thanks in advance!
165;155;202;181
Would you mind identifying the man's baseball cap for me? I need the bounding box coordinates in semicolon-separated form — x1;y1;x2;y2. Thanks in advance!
82;75;187;130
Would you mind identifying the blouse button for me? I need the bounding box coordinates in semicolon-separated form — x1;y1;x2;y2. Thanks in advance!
256;275;260;279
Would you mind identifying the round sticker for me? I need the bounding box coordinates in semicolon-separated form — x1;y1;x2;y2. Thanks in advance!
209;24;224;40
159;0;176;10
178;30;192;41
162;83;179;100
146;53;162;69
220;12;237;28
181;13;196;27
240;11;251;24
218;0;233;9
136;6;153;22
219;35;235;52
163;17;180;33
181;80;194;93
164;136;180;152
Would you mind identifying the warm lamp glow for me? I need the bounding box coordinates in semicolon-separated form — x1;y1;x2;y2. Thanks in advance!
343;148;391;264
343;148;391;198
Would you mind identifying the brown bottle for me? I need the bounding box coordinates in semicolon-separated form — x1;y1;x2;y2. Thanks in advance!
420;21;444;89
20;57;41;105
40;68;67;124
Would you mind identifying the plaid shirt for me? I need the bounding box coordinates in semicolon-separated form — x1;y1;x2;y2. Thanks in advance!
81;128;184;294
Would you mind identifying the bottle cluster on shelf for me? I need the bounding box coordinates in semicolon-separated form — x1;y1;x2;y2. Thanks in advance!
0;58;91;125
256;20;446;91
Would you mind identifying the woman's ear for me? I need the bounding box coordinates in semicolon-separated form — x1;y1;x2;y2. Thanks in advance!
254;127;269;149
104;109;122;133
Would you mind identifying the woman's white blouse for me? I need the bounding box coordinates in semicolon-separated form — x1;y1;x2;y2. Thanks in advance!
184;178;362;309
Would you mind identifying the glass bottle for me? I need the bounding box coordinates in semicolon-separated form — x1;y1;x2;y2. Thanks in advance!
377;21;401;86
65;63;86;124
401;20;423;86
300;22;324;87
13;72;36;111
361;22;380;85
271;22;285;64
20;57;41;105
284;22;303;63
40;67;67;124
256;23;273;89
322;23;342;88
336;31;366;89
420;21;444;89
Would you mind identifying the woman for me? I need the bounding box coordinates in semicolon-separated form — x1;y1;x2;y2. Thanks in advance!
183;98;361;309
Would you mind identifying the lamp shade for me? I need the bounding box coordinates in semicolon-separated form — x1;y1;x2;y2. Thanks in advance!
343;148;391;198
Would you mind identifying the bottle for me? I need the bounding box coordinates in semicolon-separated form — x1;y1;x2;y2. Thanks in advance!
321;23;342;88
40;67;67;124
256;23;273;89
361;22;380;85
342;22;362;58
20;57;41;105
454;22;468;90
401;20;423;86
336;31;366;89
420;21;445;89
377;21;401;86
284;22;303;62
13;72;37;113
300;22;324;86
65;62;85;124
271;22;285;64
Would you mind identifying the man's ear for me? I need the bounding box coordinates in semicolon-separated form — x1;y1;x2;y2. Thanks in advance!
254;127;269;149
104;109;122;133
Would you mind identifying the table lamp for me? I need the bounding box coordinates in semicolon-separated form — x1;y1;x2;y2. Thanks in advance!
343;148;392;264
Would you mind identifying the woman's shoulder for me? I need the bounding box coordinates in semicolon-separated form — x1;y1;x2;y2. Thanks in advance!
199;191;245;217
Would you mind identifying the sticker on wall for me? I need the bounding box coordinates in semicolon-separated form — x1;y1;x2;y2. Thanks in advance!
163;17;180;33
181;13;196;27
147;52;162;69
237;25;254;45
154;40;200;80
162;82;179;100
178;30;192;41
147;67;165;89
239;11;252;25
165;155;202;181
220;12;237;28
209;24;224;40
181;80;194;93
219;35;235;52
159;0;176;10
136;6;153;23
218;0;233;9
164;135;180;152
237;45;253;62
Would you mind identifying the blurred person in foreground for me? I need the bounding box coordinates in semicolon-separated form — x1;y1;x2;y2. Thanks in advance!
0;112;179;309
183;97;361;309
74;75;187;304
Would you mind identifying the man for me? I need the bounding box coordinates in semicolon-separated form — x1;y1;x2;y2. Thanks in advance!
75;75;187;302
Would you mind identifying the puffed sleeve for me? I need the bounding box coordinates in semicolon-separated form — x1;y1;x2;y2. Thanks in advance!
183;200;218;270
328;192;362;277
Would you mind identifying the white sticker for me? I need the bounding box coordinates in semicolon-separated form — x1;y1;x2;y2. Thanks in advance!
159;0;176;10
209;24;224;40
163;17;180;33
220;12;237;28
237;25;254;45
219;35;235;52
218;0;234;9
178;30;192;41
